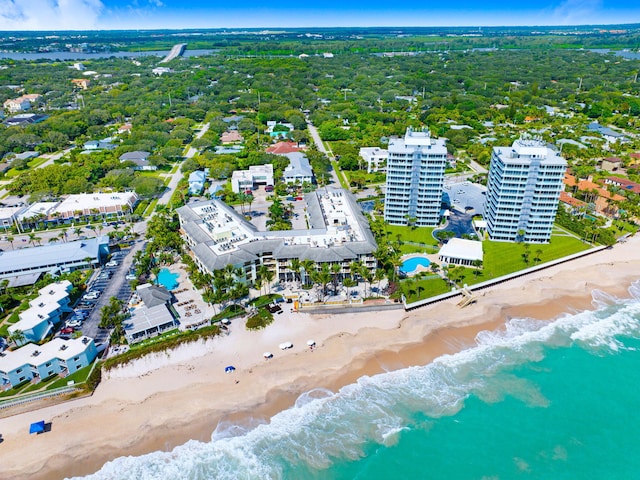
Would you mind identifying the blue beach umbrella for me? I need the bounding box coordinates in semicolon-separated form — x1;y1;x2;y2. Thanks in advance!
224;365;236;373
29;421;46;434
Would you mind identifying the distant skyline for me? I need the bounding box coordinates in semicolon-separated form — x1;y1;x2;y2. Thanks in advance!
0;0;639;31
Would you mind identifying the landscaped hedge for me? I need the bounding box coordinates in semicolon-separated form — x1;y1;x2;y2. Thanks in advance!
245;309;274;331
103;325;221;371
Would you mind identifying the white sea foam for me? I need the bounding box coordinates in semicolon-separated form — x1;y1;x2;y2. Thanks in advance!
72;288;640;480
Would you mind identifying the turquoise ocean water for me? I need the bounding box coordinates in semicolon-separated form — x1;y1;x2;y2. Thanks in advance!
74;281;640;480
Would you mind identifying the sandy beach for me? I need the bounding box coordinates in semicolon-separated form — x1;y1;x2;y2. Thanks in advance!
1;236;639;480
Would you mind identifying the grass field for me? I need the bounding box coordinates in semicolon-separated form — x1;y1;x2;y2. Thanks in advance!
402;275;451;303
384;224;439;247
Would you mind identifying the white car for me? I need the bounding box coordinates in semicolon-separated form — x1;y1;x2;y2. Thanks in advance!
66;319;83;328
84;291;101;300
105;261;119;267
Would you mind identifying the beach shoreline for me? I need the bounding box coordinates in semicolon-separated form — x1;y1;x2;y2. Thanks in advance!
1;237;639;480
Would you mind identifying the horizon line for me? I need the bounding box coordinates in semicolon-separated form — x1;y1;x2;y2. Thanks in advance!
1;22;640;34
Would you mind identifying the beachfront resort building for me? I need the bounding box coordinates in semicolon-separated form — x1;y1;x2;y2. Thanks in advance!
384;127;447;226
0;236;109;286
484;136;567;243
0;336;97;389
177;187;377;283
124;284;177;344
8;280;73;345
359;147;388;173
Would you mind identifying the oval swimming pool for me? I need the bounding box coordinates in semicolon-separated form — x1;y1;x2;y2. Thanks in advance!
400;256;431;274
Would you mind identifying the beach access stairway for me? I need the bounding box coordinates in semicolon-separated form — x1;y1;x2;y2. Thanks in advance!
404;245;608;311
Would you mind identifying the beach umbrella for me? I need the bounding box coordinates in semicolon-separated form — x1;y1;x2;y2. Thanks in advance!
306;340;316;347
263;352;273;359
224;365;236;373
29;421;46;435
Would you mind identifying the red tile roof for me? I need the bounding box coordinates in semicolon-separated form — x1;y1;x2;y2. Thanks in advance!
266;141;302;155
606;176;640;194
559;191;586;208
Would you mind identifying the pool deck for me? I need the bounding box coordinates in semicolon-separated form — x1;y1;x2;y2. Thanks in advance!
400;253;441;277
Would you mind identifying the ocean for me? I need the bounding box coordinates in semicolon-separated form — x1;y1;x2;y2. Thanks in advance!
73;281;640;480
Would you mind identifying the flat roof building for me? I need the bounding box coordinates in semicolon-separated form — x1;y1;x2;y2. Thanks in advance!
0;236;109;283
484;136;566;243
384;127;447;227
231;164;273;193
359;147;388;173
438;238;483;267
177;187;377;283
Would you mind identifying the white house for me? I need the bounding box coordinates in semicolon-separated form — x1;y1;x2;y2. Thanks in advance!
231;164;274;193
188;170;207;195
438;238;483;267
359;147;388;173
119;151;156;171
283;152;314;184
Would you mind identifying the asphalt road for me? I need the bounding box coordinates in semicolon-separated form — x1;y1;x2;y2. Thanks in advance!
76;239;146;344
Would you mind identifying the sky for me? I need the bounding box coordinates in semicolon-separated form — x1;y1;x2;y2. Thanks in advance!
0;0;638;31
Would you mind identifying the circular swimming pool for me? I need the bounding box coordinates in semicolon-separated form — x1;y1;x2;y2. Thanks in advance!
400;256;431;274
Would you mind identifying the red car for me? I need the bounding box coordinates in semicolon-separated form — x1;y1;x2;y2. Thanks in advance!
60;327;74;335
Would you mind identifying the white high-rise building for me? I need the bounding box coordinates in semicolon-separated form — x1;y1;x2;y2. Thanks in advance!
484;136;567;243
384;127;447;226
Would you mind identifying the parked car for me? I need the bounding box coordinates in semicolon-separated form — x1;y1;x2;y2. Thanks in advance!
66;319;83;328
125;273;137;281
105;260;119;267
60;327;75;335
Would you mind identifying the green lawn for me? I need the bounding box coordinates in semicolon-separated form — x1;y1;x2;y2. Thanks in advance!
384;224;439;247
480;233;589;280
402;275;451;303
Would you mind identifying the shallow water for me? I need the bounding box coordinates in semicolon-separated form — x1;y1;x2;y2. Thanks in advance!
72;281;640;480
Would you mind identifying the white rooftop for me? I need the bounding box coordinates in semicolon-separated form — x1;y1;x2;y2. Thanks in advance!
191;188;367;256
55;192;137;214
438;238;483;262
0;336;94;373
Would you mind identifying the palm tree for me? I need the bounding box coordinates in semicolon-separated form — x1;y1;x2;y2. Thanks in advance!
290;258;301;282
74;227;83;239
6;235;14;250
315;264;332;302
151;266;161;285
343;277;356;302
9;329;26;347
257;264;270;296
28;232;37;246
331;263;342;294
374;268;385;297
301;259;315;287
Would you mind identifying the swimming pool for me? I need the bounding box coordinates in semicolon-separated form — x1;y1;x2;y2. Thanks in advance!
157;268;179;290
400;256;431;274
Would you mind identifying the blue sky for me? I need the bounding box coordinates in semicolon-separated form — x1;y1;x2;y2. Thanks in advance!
0;0;638;31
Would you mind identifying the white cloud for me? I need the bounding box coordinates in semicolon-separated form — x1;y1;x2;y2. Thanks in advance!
550;0;603;25
0;0;104;30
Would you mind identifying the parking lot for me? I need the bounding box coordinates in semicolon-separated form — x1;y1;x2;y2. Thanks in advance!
56;246;141;347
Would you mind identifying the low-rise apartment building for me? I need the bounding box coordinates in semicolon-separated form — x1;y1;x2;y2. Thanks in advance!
177;187;377;283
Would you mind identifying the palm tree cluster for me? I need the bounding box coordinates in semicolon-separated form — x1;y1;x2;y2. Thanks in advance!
99;297;128;344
